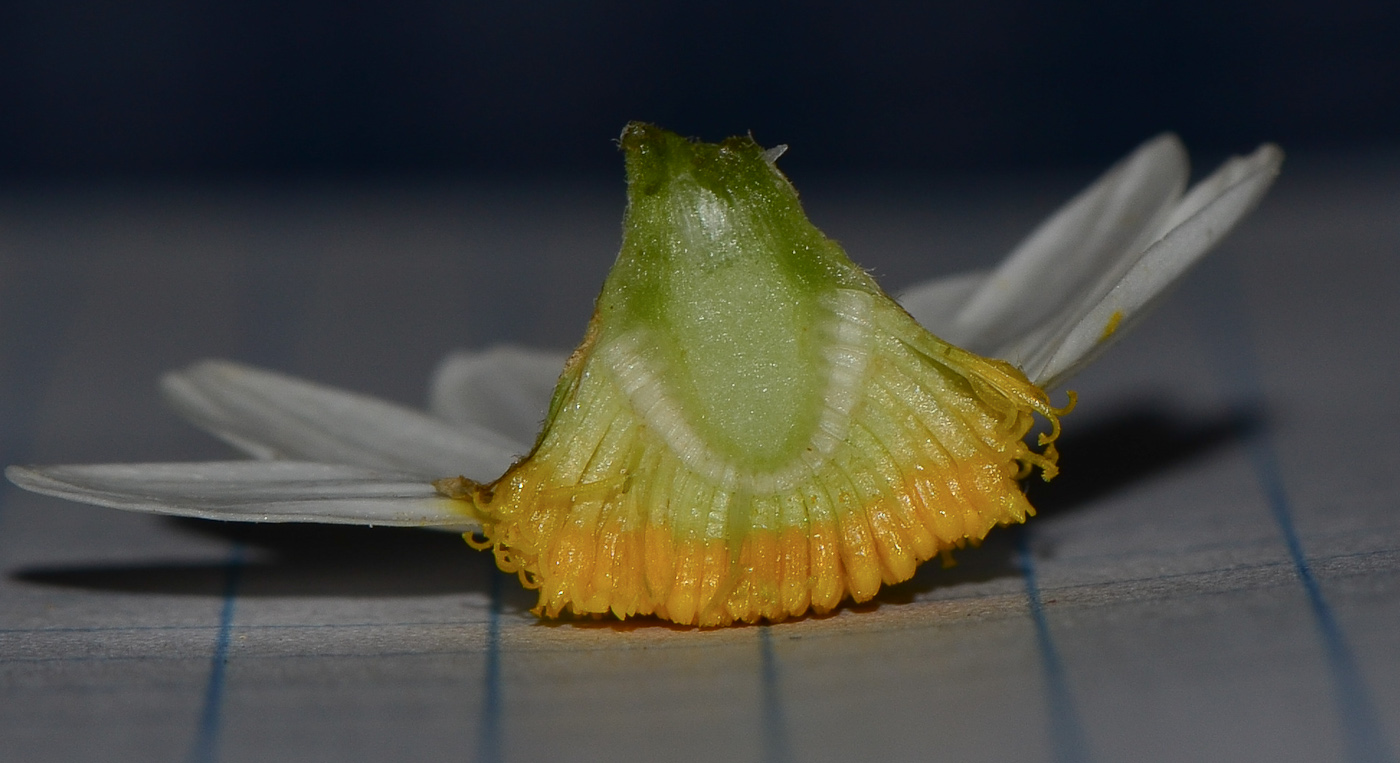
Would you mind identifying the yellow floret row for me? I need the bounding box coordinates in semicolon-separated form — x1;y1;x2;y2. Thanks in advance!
447;310;1066;627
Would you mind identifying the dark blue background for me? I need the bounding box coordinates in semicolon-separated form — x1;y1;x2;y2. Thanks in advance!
2;1;1395;179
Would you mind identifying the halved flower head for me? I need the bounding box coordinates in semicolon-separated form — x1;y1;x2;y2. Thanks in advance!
435;123;1069;626
6;124;1283;628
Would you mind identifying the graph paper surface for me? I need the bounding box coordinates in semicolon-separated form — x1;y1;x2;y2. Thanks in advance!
2;153;1398;763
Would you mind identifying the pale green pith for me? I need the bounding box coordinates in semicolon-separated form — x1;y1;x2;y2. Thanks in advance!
664;248;815;464
591;126;878;471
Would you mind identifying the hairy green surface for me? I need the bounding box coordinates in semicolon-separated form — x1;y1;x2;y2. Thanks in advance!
594;124;880;468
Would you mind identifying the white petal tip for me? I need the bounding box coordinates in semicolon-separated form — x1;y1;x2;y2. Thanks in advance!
6;462;481;529
1027;140;1285;387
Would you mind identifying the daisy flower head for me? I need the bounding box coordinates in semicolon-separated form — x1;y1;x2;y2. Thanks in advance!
6;124;1282;627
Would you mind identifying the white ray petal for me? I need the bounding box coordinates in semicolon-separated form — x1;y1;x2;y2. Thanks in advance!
895;269;988;338
5;462;478;527
163;360;522;480
941;133;1189;352
429;346;569;446
1026;143;1285;388
1160;148;1274;232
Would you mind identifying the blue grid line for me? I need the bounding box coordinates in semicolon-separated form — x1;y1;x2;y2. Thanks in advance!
1197;259;1396;763
187;544;245;763
1246;434;1396;763
1017;528;1094;763
4;542;1399;664
0;258;81;525
758;626;791;763
479;571;504;762
2;647;503;668
0;618;488;636
182;249;317;763
3;542;1397;649
8;541;1398;641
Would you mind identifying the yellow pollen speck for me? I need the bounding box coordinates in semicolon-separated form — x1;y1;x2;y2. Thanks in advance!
1099;310;1125;342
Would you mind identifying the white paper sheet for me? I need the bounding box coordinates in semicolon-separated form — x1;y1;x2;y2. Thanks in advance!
2;157;1397;762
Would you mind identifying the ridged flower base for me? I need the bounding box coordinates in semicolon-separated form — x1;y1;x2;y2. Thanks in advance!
438;294;1066;626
